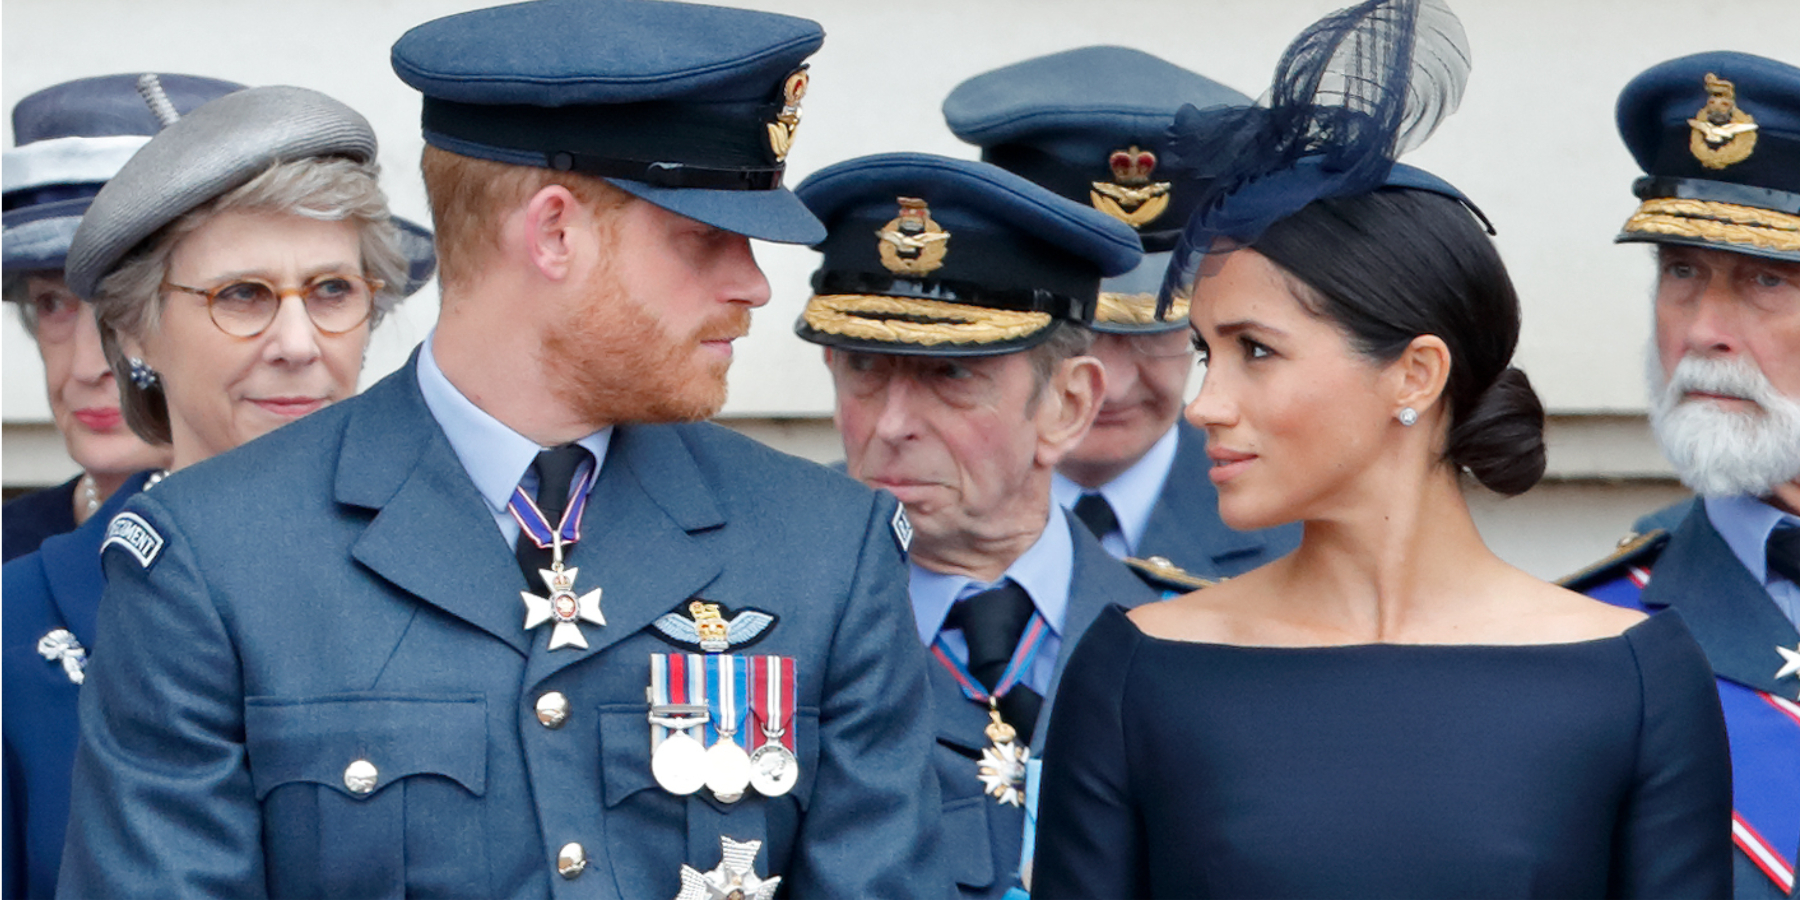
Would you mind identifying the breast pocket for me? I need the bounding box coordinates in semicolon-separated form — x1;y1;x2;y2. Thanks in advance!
597;704;820;891
245;693;487;899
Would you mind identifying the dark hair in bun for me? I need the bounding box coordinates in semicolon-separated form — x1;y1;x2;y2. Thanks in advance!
1252;187;1546;495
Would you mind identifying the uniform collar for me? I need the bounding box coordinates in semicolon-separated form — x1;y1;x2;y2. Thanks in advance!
909;503;1074;645
416;331;612;519
1051;422;1180;555
1704;494;1800;586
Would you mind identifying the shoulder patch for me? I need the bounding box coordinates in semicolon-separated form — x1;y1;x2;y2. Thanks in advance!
1556;529;1670;593
891;503;913;554
1124;556;1215;594
100;512;164;569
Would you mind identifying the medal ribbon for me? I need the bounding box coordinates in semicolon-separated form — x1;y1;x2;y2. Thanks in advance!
930;611;1050;706
705;654;750;750
508;467;595;551
651;653;671;747
1719;681;1800;893
750;655;797;752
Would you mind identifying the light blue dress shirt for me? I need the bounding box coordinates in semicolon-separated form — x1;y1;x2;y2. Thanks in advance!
910;504;1074;695
415;333;613;548
1705;494;1800;629
1051;422;1180;559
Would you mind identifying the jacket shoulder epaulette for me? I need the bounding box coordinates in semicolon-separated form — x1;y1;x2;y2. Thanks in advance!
1124;555;1215;594
1556;529;1670;593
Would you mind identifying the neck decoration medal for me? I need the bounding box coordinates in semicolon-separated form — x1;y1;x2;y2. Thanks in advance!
676;836;781;900
931;612;1050;807
650;653;710;795
514;468;606;650
704;655;753;802
748;655;799;797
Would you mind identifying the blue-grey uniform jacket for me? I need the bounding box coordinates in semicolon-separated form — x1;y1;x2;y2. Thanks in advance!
1137;422;1299;580
934;518;1159;898
57;357;946;899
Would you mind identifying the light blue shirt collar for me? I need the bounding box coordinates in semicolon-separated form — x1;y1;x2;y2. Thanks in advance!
1051;423;1181;558
1705;494;1800;585
910;503;1074;646
415;334;612;543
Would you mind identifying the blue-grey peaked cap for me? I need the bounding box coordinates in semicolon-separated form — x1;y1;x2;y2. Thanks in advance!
64;85;395;300
391;0;827;245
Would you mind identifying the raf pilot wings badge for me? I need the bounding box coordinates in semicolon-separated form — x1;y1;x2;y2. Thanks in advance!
652;599;779;653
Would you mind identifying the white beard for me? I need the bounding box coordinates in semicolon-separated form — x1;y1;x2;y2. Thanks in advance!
1647;351;1800;498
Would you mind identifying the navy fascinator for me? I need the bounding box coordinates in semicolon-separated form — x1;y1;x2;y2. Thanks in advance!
1158;0;1475;316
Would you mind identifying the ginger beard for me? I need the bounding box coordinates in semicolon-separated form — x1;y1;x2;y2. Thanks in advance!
544;250;750;425
1647;350;1800;497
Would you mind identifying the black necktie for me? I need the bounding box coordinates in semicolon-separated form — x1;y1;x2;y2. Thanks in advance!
1767;526;1800;586
1073;492;1120;541
516;444;593;587
945;580;1043;742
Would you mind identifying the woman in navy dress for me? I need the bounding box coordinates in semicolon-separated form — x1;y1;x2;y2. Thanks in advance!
1031;2;1733;898
1;78;434;899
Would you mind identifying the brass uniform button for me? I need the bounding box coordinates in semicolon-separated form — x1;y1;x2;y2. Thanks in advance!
536;692;570;729
556;842;587;879
343;759;378;795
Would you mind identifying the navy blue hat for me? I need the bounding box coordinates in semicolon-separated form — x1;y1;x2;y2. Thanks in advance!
392;0;825;244
945;46;1251;334
1616;51;1800;262
794;153;1142;356
4;74;243;275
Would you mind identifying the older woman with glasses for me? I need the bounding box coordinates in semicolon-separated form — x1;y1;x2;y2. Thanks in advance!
1;76;433;900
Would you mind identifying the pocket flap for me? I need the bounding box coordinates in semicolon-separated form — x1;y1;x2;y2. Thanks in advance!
245;693;487;801
941;794;995;889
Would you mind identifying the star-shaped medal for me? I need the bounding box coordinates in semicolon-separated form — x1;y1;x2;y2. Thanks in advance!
522;564;605;650
1776;643;1800;682
675;835;781;900
977;706;1030;807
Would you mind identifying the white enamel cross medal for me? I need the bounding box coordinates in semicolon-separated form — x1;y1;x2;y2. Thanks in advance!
978;702;1030;808
521;535;605;650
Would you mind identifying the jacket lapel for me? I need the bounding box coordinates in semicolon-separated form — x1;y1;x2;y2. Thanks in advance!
341;360;533;657
1032;518;1158;748
1642;503;1800;696
520;423;725;688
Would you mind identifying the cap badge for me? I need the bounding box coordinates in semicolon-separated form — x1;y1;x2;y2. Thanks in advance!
1090;145;1172;228
651;599;778;653
1688;73;1758;170
877;197;950;275
767;67;809;162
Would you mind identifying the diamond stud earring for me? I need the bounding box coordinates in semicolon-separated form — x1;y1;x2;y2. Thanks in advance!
1397;407;1418;427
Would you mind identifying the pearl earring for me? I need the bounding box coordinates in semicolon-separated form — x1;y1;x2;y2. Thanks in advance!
1397;407;1418;427
127;357;160;390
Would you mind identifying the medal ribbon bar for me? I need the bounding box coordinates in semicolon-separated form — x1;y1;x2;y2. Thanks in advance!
749;655;796;753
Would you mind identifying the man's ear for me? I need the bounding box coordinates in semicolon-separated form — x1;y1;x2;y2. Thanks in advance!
1390;333;1451;423
1034;354;1105;468
520;184;584;282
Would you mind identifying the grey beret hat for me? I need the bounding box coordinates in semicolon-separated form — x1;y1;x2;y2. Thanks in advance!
65;85;377;299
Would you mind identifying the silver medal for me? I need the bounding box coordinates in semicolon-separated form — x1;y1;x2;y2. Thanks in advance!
705;739;753;801
652;729;708;795
748;742;799;797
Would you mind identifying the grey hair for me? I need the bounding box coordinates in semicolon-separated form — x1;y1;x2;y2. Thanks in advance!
1024;320;1097;392
3;274;38;337
93;155;407;444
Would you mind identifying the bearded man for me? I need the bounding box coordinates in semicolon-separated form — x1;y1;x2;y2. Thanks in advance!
57;2;945;897
1566;51;1800;900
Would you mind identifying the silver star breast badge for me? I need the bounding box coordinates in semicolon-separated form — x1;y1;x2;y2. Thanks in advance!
675;835;781;900
522;565;605;650
1776;643;1800;682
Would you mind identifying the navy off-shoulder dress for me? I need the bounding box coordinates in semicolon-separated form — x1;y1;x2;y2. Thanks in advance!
1033;606;1733;899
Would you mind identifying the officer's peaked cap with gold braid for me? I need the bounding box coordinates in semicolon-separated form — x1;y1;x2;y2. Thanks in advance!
1617;52;1800;262
944;46;1250;334
794;152;1142;356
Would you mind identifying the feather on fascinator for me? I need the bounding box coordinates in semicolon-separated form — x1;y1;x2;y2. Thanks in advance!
1158;0;1472;316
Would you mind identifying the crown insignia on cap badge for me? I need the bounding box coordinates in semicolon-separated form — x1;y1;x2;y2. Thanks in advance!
876;197;951;275
1688;73;1758;170
767;67;809;162
1090;145;1172;229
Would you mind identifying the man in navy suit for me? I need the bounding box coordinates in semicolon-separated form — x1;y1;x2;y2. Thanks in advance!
793;152;1163;899
58;2;944;897
943;47;1300;581
1567;52;1800;899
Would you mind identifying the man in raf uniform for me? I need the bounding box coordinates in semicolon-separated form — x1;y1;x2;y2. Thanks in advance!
794;152;1162;899
943;46;1301;580
57;2;944;897
1565;51;1800;899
